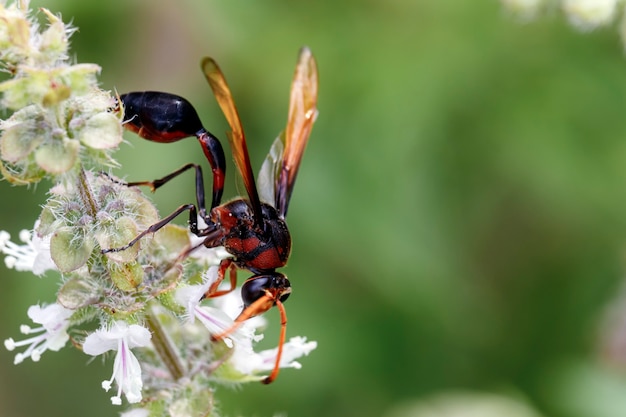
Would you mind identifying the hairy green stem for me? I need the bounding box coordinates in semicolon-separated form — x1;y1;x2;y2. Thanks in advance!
77;167;98;218
145;306;185;381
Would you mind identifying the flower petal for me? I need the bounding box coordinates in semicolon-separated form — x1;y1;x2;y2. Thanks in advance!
126;324;152;349
83;329;118;356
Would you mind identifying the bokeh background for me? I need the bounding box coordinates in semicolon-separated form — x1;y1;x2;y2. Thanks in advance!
2;1;626;416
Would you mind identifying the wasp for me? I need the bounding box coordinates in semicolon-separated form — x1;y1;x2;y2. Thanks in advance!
104;47;318;383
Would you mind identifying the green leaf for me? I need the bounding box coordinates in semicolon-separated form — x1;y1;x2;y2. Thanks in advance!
98;216;140;263
50;227;94;272
77;112;123;149
0;117;44;162
34;138;79;174
154;224;191;257
108;260;143;292
57;277;99;309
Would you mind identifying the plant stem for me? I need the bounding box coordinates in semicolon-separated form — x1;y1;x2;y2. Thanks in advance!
145;306;185;381
77;167;98;218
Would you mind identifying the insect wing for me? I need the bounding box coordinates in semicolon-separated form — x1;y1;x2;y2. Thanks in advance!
201;57;263;223
257;134;284;207
275;47;319;217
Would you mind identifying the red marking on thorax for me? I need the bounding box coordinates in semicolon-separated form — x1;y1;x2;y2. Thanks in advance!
251;247;286;269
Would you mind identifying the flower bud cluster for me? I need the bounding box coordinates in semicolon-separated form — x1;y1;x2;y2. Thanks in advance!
0;3;315;416
0;1;122;184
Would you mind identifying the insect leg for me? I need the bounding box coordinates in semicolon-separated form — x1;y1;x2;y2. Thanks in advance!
196;129;226;210
262;299;287;384
101;203;198;253
205;259;238;298
209;293;288;384
124;163;211;221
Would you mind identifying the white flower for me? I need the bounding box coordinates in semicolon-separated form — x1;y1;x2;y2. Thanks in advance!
562;0;618;31
0;222;56;276
210;281;317;381
83;321;152;405
228;330;317;380
4;303;73;364
175;265;244;348
248;336;317;371
177;266;317;382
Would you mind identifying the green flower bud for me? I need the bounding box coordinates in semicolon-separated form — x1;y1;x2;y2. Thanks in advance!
0;70;50;109
59;64;101;96
108;260;144;292
0;3;30;61
38;8;70;62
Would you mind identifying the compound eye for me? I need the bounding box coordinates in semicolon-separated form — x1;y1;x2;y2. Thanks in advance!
278;280;291;303
278;290;290;304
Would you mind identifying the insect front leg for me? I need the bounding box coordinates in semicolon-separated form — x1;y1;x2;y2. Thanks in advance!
101;203;200;253
204;258;238;299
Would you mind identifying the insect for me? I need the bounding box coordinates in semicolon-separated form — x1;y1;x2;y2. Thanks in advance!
104;47;318;383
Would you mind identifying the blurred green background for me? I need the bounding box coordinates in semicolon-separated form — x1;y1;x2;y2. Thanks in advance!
2;1;626;416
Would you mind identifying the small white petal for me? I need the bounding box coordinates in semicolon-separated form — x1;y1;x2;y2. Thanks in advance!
203;264;223;286
120;408;150;417
116;341;144;403
125;392;142;404
46;329;71;351
210;288;246;320
83;323;128;355
193;305;236;341
28;304;72;328
31;251;57;276
83;334;114;356
175;284;206;320
126;324;152;348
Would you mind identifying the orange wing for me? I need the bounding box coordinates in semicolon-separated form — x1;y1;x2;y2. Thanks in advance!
275;47;319;217
201;57;263;223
